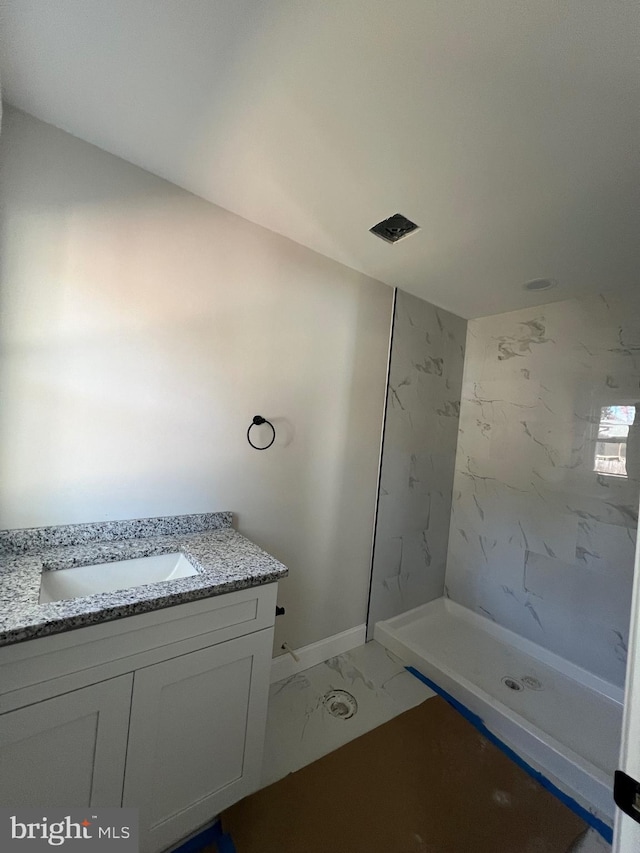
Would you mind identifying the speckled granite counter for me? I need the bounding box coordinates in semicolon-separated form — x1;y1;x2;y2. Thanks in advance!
0;512;288;647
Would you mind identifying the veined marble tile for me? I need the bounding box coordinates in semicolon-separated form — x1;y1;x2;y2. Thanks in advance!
465;377;543;411
453;476;579;564
447;293;640;684
524;552;631;627
370;574;408;624
369;290;466;632
448;524;526;591
575;520;637;580
260;640;435;788
564;490;639;531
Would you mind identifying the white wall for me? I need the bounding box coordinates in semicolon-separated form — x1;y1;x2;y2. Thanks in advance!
0;106;393;652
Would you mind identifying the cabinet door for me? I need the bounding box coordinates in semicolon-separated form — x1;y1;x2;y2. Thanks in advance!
0;674;133;808
123;627;273;853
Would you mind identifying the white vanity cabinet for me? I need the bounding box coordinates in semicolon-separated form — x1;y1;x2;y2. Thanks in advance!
0;675;133;809
0;582;277;853
123;629;271;851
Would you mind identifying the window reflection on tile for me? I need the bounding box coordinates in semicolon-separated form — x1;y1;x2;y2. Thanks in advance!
594;405;636;478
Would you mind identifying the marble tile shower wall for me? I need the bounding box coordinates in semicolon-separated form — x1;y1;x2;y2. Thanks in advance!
368;290;467;632
445;293;640;686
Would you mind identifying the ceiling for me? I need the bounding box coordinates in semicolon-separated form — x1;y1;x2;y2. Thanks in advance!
0;0;638;318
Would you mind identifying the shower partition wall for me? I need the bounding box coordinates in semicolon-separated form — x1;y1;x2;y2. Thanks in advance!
367;289;466;634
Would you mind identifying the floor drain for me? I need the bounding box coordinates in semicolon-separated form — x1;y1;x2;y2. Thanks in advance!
521;675;543;691
502;676;524;692
323;689;358;719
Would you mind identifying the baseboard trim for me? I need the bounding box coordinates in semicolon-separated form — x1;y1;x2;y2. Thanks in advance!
270;624;367;683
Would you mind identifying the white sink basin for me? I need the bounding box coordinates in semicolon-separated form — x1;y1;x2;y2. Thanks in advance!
39;553;198;604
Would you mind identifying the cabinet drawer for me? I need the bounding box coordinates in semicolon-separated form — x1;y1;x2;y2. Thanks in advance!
0;583;277;705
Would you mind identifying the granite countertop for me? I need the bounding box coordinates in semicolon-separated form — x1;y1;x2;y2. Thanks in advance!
0;512;288;647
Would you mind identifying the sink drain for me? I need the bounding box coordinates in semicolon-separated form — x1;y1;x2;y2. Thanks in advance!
502;676;524;692
323;689;358;719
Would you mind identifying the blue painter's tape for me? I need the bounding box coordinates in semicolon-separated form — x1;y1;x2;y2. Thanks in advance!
406;665;614;845
170;820;223;853
216;830;237;853
169;819;236;853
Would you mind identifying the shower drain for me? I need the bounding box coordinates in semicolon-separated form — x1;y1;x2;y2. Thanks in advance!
502;676;524;692
323;689;358;719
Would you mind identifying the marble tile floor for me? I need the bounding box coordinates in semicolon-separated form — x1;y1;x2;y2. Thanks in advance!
260;639;435;787
570;829;612;852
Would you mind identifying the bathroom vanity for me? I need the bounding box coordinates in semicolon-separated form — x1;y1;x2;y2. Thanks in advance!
0;512;287;853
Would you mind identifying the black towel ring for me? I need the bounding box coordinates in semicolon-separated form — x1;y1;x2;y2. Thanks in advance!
247;415;276;450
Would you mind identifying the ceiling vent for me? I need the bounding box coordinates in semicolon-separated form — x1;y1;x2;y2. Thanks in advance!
370;213;420;244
